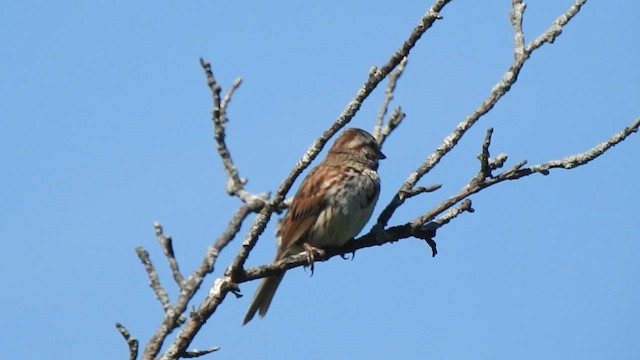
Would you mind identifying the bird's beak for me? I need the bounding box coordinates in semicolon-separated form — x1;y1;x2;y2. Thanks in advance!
377;148;386;160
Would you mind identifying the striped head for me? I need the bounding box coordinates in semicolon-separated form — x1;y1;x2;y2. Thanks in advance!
327;128;386;168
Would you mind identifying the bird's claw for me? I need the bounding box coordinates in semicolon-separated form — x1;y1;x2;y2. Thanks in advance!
339;249;357;261
303;243;325;276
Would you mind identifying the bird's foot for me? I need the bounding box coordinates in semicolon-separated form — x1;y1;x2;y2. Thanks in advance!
303;243;325;276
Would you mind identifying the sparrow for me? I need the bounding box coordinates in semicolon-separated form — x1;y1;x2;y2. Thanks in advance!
243;128;385;324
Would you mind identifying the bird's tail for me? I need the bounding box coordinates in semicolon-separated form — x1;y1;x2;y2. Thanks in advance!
243;272;285;325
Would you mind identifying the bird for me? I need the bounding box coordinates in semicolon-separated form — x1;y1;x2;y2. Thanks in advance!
243;127;385;325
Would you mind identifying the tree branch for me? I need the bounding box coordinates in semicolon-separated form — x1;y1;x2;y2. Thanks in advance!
409;117;640;228
401;184;443;199
510;0;526;57
141;205;253;360
154;222;184;287
135;247;172;314
474;127;495;182
374;56;408;145
238;200;477;282
115;322;139;360
376;0;587;229
199;59;268;209
526;0;586;53
181;346;221;358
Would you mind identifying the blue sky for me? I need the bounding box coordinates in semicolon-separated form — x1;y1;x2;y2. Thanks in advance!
2;1;639;359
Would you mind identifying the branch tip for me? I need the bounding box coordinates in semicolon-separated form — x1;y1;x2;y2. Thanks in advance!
182;346;221;358
136;246;172;313
115;322;139;360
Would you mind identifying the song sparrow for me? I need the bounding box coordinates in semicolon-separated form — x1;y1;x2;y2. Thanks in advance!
243;128;385;324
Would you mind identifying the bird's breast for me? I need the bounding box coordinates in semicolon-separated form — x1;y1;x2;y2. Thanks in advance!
308;168;380;247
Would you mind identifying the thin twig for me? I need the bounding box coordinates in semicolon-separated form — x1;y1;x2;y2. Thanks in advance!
420;198;475;256
154;222;184;287
526;0;586;53
182;346;221;358
221;78;242;115
528;117;640;173
199;59;267;209
374;56;408;143
135;247;172;313
401;184;442;200
378;107;407;147
431;198;474;227
489;153;508;170
474;128;494;183
115;322;139;360
212;205;254;259
510;0;526;57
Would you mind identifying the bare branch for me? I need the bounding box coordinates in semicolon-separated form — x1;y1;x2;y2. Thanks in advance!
220;78;242;115
135;247;172;313
115;322;139;360
142;205;253;359
237;223;439;283
474;127;494;183
528;117;640;174
420;199;475;256
199;58;268;209
374;56;408;144
182;346;221;358
432;198;474;227
239;199;477;280
212;204;254;257
510;0;526;57
376;0;587;230
400;184;442;200
489;153;509;170
410;117;640;228
154;222;184;287
378;106;407;147
526;0;587;53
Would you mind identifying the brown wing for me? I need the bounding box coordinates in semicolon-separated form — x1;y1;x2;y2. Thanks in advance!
277;165;330;259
